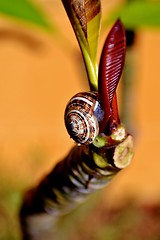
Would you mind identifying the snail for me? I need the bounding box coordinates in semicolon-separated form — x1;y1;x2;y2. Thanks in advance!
64;92;104;145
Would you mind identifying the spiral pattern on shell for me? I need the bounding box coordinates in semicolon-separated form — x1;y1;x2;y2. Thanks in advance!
65;92;103;145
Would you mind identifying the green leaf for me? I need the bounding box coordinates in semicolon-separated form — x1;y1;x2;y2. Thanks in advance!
0;0;52;31
61;0;101;91
104;2;160;29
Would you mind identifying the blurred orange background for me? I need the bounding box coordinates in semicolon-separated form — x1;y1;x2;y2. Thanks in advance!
0;0;160;209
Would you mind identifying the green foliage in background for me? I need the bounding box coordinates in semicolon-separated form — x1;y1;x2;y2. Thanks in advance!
105;1;160;29
0;0;52;31
0;0;159;33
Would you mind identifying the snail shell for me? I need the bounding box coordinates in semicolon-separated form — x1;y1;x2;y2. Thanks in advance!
64;92;104;145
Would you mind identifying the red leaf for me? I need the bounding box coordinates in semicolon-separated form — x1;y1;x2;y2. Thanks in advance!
98;19;126;133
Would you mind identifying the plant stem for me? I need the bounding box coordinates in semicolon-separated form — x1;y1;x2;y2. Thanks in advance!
20;129;133;239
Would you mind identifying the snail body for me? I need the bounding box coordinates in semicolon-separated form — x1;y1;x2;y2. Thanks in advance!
65;92;104;145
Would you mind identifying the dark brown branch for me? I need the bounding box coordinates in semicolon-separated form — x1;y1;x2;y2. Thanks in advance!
20;128;133;239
